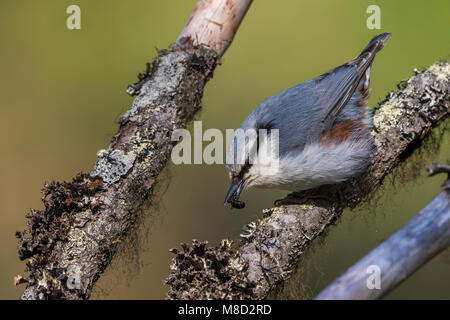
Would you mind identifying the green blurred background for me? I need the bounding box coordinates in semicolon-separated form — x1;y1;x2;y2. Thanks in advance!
0;0;449;299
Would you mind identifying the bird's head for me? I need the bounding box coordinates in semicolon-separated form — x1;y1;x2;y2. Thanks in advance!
224;124;279;209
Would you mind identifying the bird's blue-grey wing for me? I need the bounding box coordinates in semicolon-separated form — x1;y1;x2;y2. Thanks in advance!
242;80;324;155
316;33;390;131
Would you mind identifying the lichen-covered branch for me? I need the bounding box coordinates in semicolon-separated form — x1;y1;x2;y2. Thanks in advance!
16;0;253;300
165;62;450;300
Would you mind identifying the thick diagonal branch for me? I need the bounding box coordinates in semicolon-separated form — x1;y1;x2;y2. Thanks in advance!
17;0;253;300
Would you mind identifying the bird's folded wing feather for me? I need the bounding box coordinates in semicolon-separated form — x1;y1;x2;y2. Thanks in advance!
316;50;377;131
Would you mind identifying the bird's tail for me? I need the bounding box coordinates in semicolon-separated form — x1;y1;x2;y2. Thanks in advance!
358;32;391;58
319;33;390;127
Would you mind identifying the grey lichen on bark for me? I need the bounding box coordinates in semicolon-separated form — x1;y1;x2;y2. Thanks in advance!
165;62;450;300
16;0;254;300
16;45;219;300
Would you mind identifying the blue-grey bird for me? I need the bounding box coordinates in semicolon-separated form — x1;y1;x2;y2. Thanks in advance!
225;33;391;209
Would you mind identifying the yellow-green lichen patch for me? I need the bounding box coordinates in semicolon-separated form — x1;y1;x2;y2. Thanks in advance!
373;98;404;135
428;62;450;82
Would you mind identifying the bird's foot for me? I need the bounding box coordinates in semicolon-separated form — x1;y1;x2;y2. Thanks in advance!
274;192;308;206
274;189;333;206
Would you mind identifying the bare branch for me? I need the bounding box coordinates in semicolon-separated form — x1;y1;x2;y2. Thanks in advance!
177;0;253;57
316;178;450;300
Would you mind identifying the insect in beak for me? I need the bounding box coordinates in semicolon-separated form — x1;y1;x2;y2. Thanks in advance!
224;178;247;209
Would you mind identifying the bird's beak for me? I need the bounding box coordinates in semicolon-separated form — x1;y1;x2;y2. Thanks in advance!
224;178;246;205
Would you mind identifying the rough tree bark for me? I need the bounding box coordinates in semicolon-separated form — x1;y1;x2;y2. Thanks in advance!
165;62;450;300
16;0;253;300
315;164;450;300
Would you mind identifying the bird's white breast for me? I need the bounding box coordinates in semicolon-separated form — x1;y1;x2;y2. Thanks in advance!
249;136;373;191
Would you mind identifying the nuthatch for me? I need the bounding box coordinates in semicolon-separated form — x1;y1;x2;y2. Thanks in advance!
225;33;391;208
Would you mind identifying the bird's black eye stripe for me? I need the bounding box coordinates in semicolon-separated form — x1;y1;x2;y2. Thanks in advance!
255;122;274;153
236;124;275;180
256;119;275;131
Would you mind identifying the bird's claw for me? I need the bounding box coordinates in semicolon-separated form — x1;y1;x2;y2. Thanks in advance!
274;192;309;206
274;190;334;206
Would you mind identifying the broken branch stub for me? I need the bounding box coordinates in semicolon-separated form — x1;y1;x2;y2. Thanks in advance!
17;45;218;301
165;62;450;300
177;0;253;57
